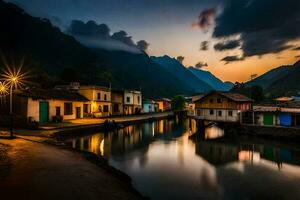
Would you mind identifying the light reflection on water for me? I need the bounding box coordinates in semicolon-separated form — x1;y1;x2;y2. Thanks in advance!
64;119;300;200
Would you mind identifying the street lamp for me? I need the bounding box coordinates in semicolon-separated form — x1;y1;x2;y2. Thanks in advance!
1;67;28;138
0;81;8;96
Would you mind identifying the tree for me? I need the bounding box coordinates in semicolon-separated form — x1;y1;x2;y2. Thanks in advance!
171;95;186;111
251;85;264;102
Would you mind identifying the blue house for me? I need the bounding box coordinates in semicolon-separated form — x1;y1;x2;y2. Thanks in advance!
143;99;157;113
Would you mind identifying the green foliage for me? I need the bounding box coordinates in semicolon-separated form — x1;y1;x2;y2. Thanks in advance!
231;83;264;102
171;95;186;111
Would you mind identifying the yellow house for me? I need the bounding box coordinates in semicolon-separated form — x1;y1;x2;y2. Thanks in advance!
78;85;112;117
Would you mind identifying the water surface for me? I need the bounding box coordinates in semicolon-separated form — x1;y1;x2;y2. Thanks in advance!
64;119;300;199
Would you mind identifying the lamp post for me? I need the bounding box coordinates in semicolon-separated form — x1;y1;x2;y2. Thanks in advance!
1;67;27;138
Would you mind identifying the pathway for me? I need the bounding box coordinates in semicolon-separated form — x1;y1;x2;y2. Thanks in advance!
0;138;143;200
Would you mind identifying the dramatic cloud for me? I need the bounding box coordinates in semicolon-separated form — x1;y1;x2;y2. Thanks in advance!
67;20;150;53
200;41;209;51
136;40;149;52
195;62;208;69
176;56;185;64
212;0;300;57
214;40;240;51
193;8;216;30
221;55;244;64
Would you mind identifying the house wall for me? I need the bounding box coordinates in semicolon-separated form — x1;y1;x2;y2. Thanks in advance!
195;93;252;111
79;87;111;102
196;108;239;122
157;101;164;111
133;93;142;107
27;98;85;122
111;92;124;115
124;92;134;105
195;93;239;110
143;103;155;113
91;102;112;117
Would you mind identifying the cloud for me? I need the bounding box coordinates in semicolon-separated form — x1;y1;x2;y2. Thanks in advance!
212;0;300;57
193;8;216;30
221;55;244;64
67;20;150;54
214;40;240;51
176;56;185;64
68;20;110;38
111;30;135;46
136;40;150;52
200;41;209;51
195;62;208;69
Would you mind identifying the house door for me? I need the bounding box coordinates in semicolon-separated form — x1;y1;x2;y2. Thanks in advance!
55;106;61;116
76;107;81;119
263;113;273;125
39;101;49;123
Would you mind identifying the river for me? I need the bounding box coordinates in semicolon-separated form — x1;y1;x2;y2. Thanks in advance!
63;118;300;199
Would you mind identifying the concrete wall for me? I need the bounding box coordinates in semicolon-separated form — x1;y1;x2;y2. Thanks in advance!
196;108;239;122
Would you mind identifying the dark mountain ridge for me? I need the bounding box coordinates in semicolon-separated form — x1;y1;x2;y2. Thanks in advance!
0;0;208;97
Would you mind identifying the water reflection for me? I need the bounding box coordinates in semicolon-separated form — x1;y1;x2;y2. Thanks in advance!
63;119;300;200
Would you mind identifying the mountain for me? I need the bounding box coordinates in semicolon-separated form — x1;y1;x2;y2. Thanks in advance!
246;60;300;96
246;65;292;89
151;56;212;94
188;67;233;91
0;0;203;98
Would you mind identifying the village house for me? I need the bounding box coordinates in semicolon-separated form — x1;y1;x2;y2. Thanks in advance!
155;98;171;112
0;88;89;123
252;101;300;127
111;89;124;116
123;90;142;115
194;91;253;122
143;99;158;113
78;85;112;117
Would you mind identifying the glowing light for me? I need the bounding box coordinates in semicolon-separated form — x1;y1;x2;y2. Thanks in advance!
1;66;29;89
0;81;9;96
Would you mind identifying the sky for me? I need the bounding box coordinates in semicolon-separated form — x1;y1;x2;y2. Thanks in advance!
7;0;300;82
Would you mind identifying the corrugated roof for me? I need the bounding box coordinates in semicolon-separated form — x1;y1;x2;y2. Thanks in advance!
16;89;89;102
221;92;253;102
194;91;253;102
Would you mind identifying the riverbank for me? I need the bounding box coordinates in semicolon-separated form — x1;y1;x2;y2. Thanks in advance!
0;112;173;138
219;122;300;142
0;138;145;200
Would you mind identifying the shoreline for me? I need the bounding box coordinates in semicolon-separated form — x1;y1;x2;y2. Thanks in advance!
0;137;147;200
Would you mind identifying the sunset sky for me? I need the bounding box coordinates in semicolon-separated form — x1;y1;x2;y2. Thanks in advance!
8;0;300;82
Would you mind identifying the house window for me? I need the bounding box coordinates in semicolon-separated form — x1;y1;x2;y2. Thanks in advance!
209;99;214;103
218;110;222;116
197;109;201;116
64;102;73;115
98;105;102;112
126;97;131;103
113;104;119;112
217;98;222;103
104;94;107;101
138;96;140;104
97;93;101;100
228;110;233;116
83;104;90;113
210;110;214;115
103;105;109;112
